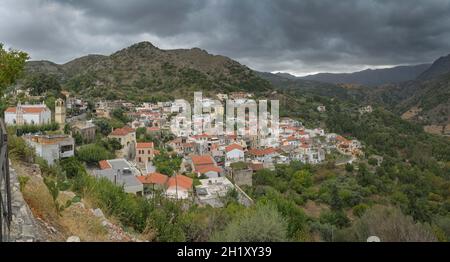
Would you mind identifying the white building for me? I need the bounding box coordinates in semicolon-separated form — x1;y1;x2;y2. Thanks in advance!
94;159;143;195
293;145;326;164
5;103;51;126
195;177;235;208
225;144;245;166
317;105;326;112
166;175;193;200
23;134;74;165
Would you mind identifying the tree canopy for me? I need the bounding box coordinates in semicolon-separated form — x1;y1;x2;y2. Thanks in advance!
0;43;29;95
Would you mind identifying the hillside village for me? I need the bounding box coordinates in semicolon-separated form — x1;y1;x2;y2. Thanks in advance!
2;40;450;243
5;89;364;209
3;0;450;245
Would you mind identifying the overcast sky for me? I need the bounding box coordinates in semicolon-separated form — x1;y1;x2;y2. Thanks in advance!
1;0;450;76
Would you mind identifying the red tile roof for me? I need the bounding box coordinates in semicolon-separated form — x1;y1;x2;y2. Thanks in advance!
286;136;297;141
99;160;111;170
110;126;134;136
5;106;48;114
195;165;222;174
225;143;244;152
248;147;277;156
167;175;193;190
136;142;154;149
191;155;215;166
336;136;350;144
137;173;168;185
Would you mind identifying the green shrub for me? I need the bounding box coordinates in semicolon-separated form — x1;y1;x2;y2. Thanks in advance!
76;144;115;164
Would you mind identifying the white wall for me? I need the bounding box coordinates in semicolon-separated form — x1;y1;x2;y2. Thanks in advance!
166;187;189;199
5;111;51;125
204;171;219;178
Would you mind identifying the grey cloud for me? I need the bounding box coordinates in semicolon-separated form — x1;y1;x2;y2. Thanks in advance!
1;0;450;75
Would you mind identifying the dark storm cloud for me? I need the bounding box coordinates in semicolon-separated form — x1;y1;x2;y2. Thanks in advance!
1;0;450;75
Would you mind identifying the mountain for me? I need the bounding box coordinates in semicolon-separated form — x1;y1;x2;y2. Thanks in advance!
22;42;272;101
300;64;431;87
257;71;364;101
417;54;450;81
363;55;450;135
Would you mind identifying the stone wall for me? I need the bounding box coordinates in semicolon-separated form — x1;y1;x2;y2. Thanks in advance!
8;161;44;242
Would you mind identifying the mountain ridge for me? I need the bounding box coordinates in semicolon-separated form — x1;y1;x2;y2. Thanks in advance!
299;63;431;87
417;54;450;81
22;41;273;100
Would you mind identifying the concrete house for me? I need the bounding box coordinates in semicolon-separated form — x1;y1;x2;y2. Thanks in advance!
23;134;74;165
94;159;143;195
195;177;235;208
190;155;222;178
108;126;136;160
166;174;193;200
225;143;245;166
137;172;168;195
71;121;96;143
135;142;155;168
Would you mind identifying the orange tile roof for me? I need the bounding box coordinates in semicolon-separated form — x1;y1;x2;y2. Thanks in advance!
286;136;297;141
191;155;215;166
225;143;244;152
248;147;277;156
110;126;134;136
136;142;154;149
167;175;193;190
336;136;350;143
5;106;48;114
99;160;111;170
137;173;168;185
195;165;222;174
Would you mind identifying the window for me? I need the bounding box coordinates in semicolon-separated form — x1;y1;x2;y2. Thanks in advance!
60;145;73;153
138;157;142;162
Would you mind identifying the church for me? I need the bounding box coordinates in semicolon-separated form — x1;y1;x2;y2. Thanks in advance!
4;102;51;126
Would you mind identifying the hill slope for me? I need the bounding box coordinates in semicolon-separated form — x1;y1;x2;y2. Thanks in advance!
363;55;450;134
417;54;450;81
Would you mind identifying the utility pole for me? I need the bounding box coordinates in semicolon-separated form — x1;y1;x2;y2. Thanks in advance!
174;171;178;200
